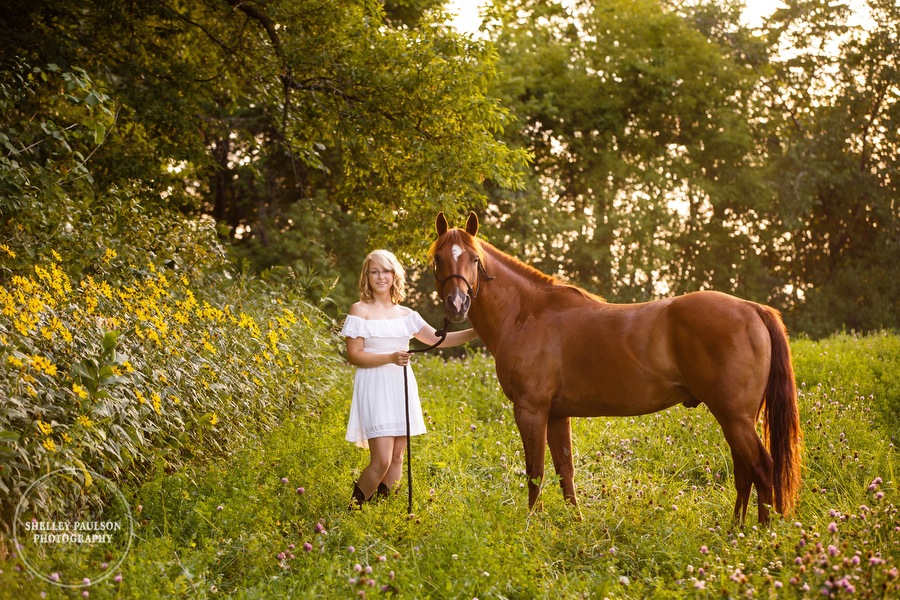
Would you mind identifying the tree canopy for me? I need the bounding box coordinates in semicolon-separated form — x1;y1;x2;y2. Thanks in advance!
1;0;527;300
1;0;897;336
483;0;899;335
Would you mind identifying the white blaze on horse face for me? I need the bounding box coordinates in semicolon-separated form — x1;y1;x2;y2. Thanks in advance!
451;244;464;263
452;292;465;312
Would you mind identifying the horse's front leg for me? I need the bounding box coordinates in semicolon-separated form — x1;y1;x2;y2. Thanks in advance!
548;415;580;517
513;405;548;511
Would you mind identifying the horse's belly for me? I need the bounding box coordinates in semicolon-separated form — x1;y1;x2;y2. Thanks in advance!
551;379;694;418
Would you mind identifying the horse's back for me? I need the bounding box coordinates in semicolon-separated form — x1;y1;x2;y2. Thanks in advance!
500;289;772;418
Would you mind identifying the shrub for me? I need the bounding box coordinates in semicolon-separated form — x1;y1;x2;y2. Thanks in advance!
0;257;342;531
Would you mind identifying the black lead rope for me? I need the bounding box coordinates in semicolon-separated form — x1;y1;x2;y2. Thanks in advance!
403;317;450;515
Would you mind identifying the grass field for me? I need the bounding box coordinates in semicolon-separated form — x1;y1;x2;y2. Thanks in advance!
1;332;898;598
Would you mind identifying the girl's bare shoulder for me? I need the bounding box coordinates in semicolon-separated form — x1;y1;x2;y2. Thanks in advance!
348;302;371;318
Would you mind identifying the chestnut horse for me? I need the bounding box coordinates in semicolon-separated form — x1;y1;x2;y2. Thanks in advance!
429;212;802;524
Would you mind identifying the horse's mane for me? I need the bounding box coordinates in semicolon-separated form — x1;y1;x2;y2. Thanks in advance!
479;239;558;286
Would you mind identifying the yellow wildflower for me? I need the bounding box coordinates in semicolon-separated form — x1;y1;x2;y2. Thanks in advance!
151;392;162;415
98;281;113;299
56;321;73;344
136;390;146;404
103;248;117;263
122;361;135;373
0;243;16;258
51;249;62;262
209;413;218;426
42;439;57;452
15;312;39;335
1;292;15;318
34;265;49;281
26;295;44;314
61;433;72;443
7;355;24;369
77;415;93;428
37;420;53;435
73;383;89;400
29;355;57;377
171;395;180;404
237;312;259;334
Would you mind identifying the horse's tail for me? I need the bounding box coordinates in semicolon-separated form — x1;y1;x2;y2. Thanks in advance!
755;304;803;517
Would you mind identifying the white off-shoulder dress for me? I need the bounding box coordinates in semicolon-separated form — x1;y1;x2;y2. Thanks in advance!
340;312;428;448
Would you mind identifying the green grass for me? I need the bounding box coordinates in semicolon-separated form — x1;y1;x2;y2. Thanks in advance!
1;332;898;598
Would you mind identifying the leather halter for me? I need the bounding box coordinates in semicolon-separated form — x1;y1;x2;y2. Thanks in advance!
434;256;495;302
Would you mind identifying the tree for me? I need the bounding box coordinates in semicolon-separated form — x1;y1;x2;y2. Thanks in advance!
484;0;769;303
759;0;900;335
1;0;527;307
0;60;222;281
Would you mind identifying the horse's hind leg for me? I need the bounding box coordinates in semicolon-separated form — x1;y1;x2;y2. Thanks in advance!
751;435;774;524
721;419;774;525
547;415;579;513
730;449;752;524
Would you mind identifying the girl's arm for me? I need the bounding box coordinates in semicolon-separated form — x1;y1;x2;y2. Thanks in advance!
413;326;478;349
346;336;410;367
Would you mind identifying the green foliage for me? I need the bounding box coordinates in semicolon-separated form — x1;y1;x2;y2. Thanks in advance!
479;0;900;336
0;60;224;284
4;0;897;335
792;331;900;431
761;0;900;335
0;0;528;282
1;333;896;597
0;257;342;531
486;0;770;302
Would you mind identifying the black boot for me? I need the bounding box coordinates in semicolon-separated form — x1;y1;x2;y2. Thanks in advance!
349;482;368;510
376;482;391;500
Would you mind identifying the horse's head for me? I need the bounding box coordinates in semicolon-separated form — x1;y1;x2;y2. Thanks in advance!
429;211;490;323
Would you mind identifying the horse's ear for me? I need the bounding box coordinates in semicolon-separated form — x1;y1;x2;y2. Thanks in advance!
436;211;449;237
465;211;479;236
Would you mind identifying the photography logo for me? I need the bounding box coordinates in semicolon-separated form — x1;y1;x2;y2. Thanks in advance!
13;468;135;588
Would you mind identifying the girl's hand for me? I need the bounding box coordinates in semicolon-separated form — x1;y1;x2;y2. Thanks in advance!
392;351;411;366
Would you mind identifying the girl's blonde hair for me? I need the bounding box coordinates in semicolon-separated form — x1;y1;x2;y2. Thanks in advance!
358;249;406;304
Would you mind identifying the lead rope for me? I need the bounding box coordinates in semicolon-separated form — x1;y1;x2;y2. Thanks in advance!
403;317;450;515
